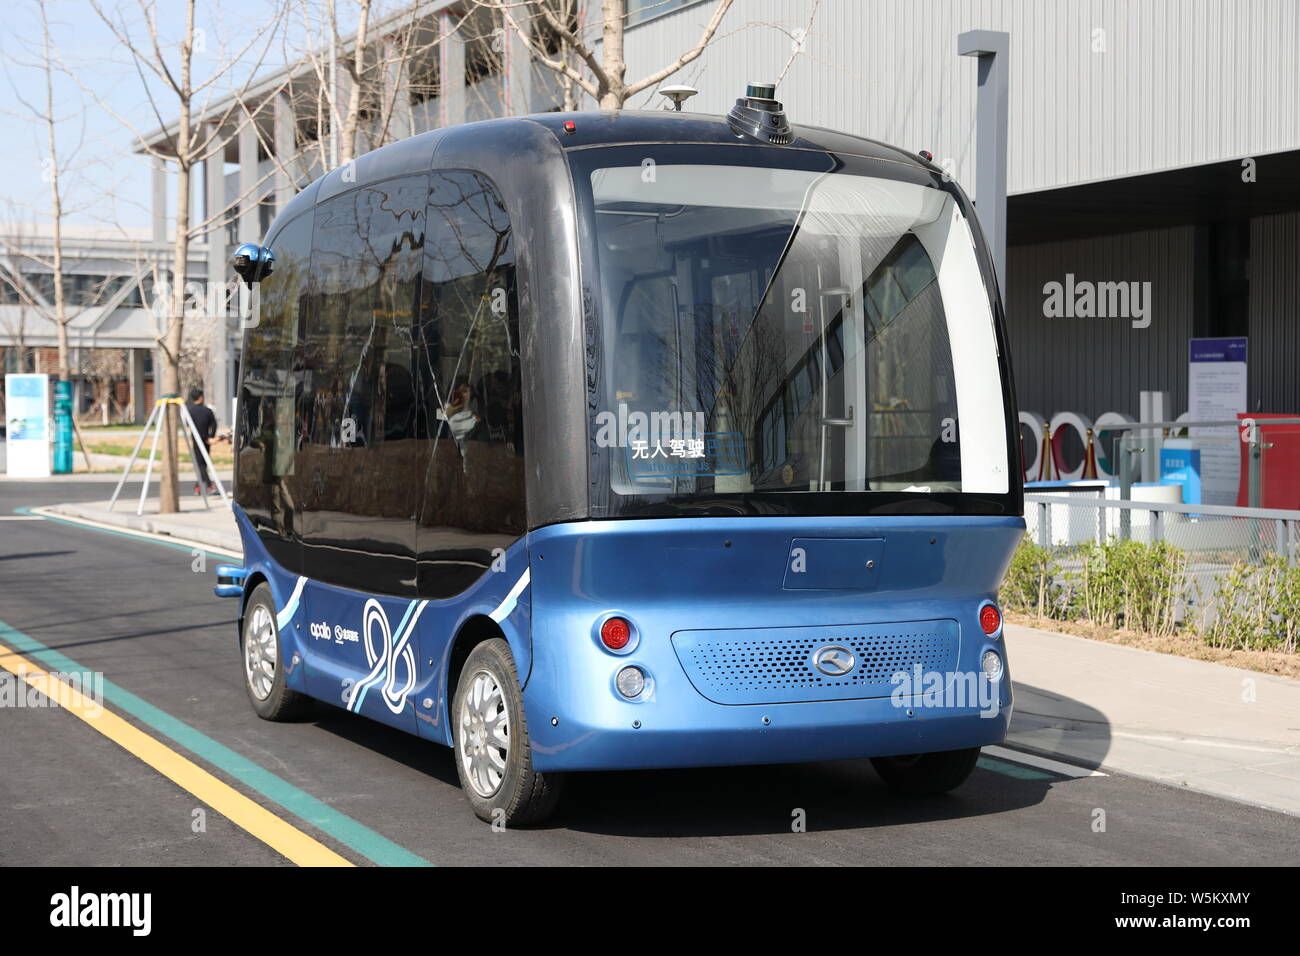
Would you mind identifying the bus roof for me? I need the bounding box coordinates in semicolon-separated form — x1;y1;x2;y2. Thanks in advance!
274;109;938;234
520;110;935;171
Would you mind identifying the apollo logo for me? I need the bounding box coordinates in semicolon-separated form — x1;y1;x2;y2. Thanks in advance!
310;620;360;645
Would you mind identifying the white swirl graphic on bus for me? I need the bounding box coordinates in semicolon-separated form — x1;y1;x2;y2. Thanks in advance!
345;598;427;716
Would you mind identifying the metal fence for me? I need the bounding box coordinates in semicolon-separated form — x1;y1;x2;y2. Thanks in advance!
1024;493;1300;565
1024;491;1300;626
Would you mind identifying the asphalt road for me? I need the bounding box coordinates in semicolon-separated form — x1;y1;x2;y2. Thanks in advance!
1;478;1297;866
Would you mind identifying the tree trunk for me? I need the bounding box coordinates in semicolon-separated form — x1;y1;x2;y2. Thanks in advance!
599;0;628;109
158;148;192;514
42;5;70;384
158;65;195;514
338;0;372;165
155;1;204;514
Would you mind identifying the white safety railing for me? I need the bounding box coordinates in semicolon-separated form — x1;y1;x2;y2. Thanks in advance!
1024;492;1300;565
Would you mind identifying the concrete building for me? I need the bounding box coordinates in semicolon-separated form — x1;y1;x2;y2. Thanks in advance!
0;223;206;423
143;0;1300;440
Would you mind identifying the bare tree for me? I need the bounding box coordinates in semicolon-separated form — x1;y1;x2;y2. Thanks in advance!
2;0;91;388
79;345;129;426
478;0;733;110
82;0;284;512
287;0;453;173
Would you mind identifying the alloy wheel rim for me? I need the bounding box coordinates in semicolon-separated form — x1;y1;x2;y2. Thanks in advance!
244;604;278;701
459;669;511;798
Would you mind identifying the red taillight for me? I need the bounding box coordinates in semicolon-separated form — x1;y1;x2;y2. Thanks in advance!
563;120;577;134
979;604;1002;635
600;617;631;650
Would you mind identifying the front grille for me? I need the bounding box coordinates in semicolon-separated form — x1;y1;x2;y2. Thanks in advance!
671;620;959;705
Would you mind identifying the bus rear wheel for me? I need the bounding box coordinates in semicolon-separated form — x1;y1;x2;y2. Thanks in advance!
241;583;312;721
870;747;981;795
453;639;563;826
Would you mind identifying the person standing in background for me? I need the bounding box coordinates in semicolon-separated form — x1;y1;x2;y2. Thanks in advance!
185;386;220;494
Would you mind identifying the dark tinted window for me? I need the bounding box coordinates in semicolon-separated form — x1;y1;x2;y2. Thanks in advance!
300;176;427;595
236;211;313;571
415;170;524;598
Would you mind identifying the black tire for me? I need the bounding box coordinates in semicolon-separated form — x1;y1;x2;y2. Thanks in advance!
452;639;563;826
241;582;312;721
871;747;981;795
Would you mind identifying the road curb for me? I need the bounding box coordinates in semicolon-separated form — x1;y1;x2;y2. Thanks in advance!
40;501;243;555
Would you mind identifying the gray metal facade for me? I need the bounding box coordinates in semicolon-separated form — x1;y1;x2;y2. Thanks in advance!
1005;226;1197;419
622;0;1300;201
1249;210;1300;413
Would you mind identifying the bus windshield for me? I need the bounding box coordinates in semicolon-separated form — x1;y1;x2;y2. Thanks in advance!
580;154;1011;517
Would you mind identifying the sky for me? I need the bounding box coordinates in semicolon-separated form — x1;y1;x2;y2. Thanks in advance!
0;0;313;233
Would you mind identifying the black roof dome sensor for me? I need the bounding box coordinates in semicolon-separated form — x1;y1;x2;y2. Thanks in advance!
727;81;793;145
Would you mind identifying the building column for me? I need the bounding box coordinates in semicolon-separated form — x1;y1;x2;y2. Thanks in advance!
502;14;533;115
384;34;415;143
958;30;1010;295
238;113;261;243
128;346;147;424
151;157;167;243
150;346;162;413
439;10;466;127
204;122;232;426
273;90;296;211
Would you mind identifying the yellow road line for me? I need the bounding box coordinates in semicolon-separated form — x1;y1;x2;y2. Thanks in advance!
0;644;353;867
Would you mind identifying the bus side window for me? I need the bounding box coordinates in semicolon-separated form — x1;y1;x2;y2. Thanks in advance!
237;210;313;573
415;170;525;599
299;176;427;596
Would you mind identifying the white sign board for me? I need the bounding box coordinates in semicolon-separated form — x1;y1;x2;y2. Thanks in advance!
1188;337;1247;506
5;373;51;478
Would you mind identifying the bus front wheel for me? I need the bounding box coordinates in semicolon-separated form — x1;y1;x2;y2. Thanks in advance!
241;582;312;721
452;639;564;826
870;747;981;795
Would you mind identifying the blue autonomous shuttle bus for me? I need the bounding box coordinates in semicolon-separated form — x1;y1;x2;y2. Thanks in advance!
223;85;1024;825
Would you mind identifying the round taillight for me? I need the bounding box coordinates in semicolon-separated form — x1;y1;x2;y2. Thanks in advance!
601;617;631;650
979;604;1002;635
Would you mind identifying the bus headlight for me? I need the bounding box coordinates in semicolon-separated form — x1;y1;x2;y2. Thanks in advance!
981;650;1003;681
616;665;646;699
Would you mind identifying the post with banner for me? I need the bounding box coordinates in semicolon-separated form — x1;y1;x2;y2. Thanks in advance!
53;379;74;474
1188;337;1248;506
4;373;52;478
